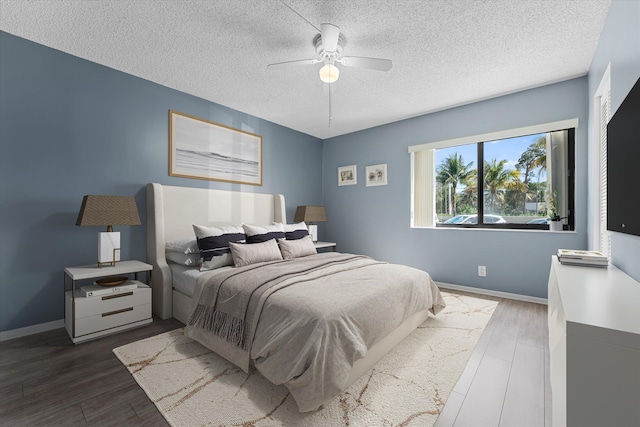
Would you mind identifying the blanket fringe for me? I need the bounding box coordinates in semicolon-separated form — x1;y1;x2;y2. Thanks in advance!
188;304;248;350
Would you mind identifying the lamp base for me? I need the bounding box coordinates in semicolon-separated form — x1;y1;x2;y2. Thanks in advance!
308;224;318;242
98;232;120;267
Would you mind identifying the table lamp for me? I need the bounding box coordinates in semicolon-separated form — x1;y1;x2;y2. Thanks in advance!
294;205;327;242
76;195;141;267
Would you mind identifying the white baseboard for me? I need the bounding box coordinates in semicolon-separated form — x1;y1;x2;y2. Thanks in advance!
0;319;64;342
436;282;548;305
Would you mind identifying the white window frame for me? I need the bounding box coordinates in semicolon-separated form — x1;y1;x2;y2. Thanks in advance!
591;64;611;256
409;118;578;228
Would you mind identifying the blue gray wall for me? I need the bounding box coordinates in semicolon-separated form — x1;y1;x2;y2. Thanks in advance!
322;78;589;299
0;31;323;332
2;1;638;332
587;0;640;281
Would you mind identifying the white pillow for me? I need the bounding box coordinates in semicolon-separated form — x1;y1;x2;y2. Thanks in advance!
243;223;285;243
165;237;199;254
229;240;283;267
273;221;309;240
165;252;200;266
278;236;317;259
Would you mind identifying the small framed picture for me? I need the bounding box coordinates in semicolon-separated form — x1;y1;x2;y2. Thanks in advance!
366;163;388;187
338;165;357;186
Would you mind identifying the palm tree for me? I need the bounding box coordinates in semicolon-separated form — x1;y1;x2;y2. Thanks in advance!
528;181;547;214
460;169;478;210
532;136;547;177
436;153;474;216
504;178;526;213
517;137;546;213
484;158;520;213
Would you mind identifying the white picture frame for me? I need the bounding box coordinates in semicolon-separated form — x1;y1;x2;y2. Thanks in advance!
366;163;388;187
169;110;262;186
338;165;357;186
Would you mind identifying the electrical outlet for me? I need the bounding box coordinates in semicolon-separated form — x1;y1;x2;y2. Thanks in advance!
478;265;487;277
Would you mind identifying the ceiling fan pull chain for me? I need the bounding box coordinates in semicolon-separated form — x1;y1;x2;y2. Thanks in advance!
328;81;333;128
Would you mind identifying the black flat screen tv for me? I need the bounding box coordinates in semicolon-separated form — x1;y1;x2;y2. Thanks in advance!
607;77;640;237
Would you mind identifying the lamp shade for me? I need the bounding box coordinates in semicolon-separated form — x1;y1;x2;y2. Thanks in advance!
294;205;327;223
76;195;141;229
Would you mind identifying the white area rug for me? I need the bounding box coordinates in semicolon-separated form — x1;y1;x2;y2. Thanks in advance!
113;292;497;426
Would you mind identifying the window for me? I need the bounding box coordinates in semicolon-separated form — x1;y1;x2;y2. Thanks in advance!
410;120;576;230
593;65;611;257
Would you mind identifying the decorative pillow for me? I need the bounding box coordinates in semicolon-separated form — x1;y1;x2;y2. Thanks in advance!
243;223;285;244
273;221;309;240
165;252;200;266
165;237;199;254
278;236;317;259
193;224;246;271
229;240;283;267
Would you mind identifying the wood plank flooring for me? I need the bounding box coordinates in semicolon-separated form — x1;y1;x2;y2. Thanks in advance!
0;293;549;426
0;318;182;426
435;292;550;427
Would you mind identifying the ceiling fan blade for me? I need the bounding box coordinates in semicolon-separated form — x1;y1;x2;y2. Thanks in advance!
321;23;340;52
267;58;322;69
339;56;393;72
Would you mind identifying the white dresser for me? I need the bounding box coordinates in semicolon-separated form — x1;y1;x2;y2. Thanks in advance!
547;256;640;427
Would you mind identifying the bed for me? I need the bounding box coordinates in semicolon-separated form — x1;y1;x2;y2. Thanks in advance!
146;182;445;412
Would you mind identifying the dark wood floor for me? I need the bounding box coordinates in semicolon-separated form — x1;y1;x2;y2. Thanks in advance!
0;317;182;426
0;294;549;426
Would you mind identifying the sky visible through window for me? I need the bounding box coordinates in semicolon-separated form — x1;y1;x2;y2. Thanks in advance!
435;133;548;192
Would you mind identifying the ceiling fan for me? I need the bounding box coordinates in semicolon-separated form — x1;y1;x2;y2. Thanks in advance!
267;12;393;127
267;23;392;84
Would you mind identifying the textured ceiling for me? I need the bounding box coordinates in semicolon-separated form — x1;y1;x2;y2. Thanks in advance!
0;0;611;139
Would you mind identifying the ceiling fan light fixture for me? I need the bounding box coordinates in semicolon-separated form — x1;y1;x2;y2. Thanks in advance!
319;63;340;83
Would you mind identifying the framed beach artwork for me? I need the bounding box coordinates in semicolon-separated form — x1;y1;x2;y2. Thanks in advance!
338;165;357;186
365;163;387;187
169;110;262;186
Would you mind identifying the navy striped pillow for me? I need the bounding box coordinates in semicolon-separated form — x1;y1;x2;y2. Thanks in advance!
278;221;309;240
193;224;246;271
243;223;285;244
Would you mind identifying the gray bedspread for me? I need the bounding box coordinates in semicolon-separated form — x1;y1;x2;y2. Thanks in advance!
185;252;445;412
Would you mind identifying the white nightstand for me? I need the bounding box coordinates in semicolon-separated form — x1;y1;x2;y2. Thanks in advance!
64;260;153;344
314;241;337;251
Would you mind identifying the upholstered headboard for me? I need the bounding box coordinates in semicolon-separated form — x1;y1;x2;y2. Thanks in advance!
146;183;286;319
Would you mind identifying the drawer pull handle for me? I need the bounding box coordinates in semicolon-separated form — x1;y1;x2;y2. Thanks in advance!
102;307;133;317
102;292;133;301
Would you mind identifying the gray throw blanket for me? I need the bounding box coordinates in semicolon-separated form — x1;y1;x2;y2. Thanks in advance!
187;253;379;360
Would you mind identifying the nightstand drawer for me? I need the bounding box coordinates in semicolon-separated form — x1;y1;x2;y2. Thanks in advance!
74;303;151;336
70;284;150;319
